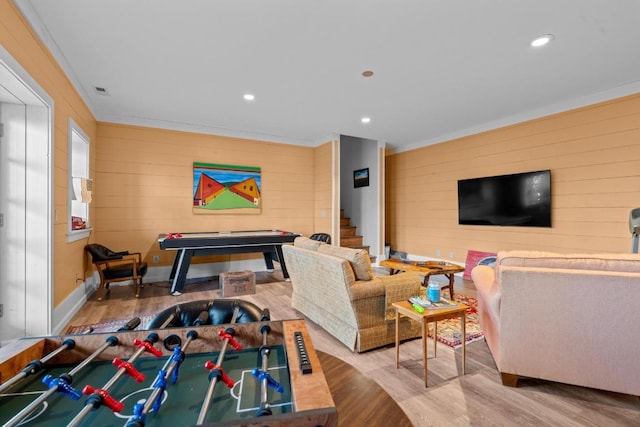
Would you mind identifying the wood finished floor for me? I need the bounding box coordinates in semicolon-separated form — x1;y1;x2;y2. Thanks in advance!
66;271;640;427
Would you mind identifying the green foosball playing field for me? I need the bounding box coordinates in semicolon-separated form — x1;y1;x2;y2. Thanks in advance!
1;346;291;426
0;320;338;427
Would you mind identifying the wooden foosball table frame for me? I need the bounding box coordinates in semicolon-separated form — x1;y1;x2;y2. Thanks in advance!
0;318;337;427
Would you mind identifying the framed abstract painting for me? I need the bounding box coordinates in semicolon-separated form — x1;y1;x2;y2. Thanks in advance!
193;162;261;214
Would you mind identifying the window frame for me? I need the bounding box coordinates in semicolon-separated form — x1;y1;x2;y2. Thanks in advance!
66;118;92;242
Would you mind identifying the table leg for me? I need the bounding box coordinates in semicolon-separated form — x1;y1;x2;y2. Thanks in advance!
422;318;428;387
274;245;291;279
169;252;180;280
461;313;466;375
422;273;431;287
263;250;276;270
446;273;455;299
395;308;400;369
433;321;437;357
170;249;193;294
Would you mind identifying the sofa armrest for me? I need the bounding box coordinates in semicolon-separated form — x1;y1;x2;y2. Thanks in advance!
471;265;497;297
349;278;385;301
379;272;422;305
348;273;420;329
471;265;501;316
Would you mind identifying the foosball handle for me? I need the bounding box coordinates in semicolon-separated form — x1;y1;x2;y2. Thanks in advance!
192;310;209;326
118;317;141;331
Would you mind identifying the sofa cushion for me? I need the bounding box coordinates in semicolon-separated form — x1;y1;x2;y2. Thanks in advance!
497;250;640;273
294;236;323;251
317;245;373;281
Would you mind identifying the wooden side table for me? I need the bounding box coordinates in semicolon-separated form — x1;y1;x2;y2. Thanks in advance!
380;259;464;299
392;300;467;387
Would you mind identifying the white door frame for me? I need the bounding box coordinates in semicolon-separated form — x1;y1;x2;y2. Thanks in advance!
0;45;53;342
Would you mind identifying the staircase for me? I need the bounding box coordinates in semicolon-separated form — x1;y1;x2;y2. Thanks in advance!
340;210;376;262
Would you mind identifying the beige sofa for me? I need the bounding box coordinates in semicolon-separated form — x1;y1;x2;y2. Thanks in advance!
282;237;422;352
472;250;640;396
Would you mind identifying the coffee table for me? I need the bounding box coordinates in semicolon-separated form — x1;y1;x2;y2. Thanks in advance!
392;300;467;387
380;258;464;299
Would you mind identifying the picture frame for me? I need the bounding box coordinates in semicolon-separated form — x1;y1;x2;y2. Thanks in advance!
193;162;261;214
353;168;369;188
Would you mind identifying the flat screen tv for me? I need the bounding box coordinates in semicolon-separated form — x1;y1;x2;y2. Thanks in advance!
458;170;551;227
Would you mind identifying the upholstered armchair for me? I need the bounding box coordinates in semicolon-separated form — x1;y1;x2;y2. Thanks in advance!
85;244;148;300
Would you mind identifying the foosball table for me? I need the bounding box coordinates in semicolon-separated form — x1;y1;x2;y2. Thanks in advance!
0;319;337;426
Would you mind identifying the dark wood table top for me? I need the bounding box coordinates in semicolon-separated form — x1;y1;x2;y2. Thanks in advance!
380;258;464;275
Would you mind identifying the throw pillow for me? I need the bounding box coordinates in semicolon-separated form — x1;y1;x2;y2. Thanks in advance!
317;245;373;281
293;236;322;251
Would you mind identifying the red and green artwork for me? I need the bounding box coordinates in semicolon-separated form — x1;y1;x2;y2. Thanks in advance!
193;162;261;212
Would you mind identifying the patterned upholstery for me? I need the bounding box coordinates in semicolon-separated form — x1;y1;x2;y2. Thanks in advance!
283;238;422;352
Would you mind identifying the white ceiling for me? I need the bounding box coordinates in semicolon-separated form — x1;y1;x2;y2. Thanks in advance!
14;0;640;152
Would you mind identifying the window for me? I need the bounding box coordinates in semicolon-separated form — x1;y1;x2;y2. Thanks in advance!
67;119;91;241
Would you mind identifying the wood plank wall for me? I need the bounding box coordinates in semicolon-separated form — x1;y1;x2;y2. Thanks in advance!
313;139;335;238
1;0;97;306
386;93;640;262
94;122;316;267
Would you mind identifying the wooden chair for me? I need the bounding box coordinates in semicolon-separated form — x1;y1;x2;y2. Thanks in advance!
85;244;148;300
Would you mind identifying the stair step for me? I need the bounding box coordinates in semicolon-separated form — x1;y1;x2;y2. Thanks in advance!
340;226;357;237
341;236;363;247
339;209;373;261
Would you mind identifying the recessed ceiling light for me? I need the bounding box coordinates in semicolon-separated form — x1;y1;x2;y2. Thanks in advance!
243;93;255;101
362;70;374;78
361;116;371;124
531;34;554;48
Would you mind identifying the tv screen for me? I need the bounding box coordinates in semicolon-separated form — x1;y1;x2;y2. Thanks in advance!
458;170;551;227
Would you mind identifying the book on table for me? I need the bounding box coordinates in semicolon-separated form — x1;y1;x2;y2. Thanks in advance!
409;296;458;309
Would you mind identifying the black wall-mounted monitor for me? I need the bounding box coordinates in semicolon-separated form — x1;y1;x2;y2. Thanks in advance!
458;170;551;227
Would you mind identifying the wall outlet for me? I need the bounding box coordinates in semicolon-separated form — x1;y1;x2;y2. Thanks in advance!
153;255;160;264
436;249;441;257
450;251;455;259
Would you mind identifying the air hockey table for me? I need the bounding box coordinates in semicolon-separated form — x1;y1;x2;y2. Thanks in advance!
158;230;301;295
0;319;337;426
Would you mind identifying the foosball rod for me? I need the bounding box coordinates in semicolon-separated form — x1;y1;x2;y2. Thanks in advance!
257;324;272;416
0;339;75;395
3;336;120;427
136;329;200;424
196;305;240;425
67;333;162;427
141;313;207;417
